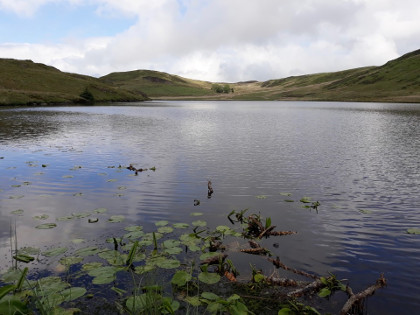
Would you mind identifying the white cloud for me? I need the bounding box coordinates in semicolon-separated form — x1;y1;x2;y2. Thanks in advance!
0;0;419;81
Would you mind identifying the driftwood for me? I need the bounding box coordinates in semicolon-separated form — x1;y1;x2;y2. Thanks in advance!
269;230;297;236
258;225;276;239
268;277;299;287
340;274;387;315
268;257;318;280
287;279;323;297
241;247;270;256
248;240;261;248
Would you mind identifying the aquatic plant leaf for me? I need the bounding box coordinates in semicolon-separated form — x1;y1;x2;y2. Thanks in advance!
97;173;107;176
43;247;68;257
62;175;74;178
73;193;83;197
118;186;127;190
19;247;40;255
74;246;102;257
407;228;420;235
156;259;180;269
108;215;125;223
107;179;117;182
359;209;373;214
81;262;103;272
124;230;144;239
93;207;107;214
280;192;292;196
192;220;207;227
11;209;24;215
198;272;220;284
126;295;148;313
33;214;49;220
164;247;183;255
256;195;267;199
155;220;169;227
200;252;222;261
88;266;121;284
11;184;21;188
201;292;220;301
124;225;143;232
171;270;192;286
61;287;87;302
300;197;312;203
135;265;155;275
173;223;189;229
284;199;294;202
318;287;331;298
185;296;201;306
35;223;57;229
59;256;83;266
23;181;31;185
163;239;181;248
13;253;35;263
158;226;174;234
56;216;75;221
216;225;233;234
72;212;91;219
190;212;203;216
98;250;125;265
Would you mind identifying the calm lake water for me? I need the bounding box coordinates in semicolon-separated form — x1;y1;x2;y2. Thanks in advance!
0;101;419;314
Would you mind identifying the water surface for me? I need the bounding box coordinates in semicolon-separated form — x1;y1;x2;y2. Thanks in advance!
0;101;419;314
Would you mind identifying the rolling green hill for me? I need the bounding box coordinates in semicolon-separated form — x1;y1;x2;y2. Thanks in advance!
99;69;213;97
0;59;147;106
1;49;419;105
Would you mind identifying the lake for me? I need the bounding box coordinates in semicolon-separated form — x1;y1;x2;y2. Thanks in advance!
0;101;419;314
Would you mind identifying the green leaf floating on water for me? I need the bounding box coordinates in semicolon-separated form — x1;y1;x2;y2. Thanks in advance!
163;239;181;248
59;256;83;266
124;225;143;232
201;291;220;301
88;266;121;284
62;175;74;178
359;209;373;214
33;214;49;220
155;220;169;227
158;226;174;234
74;246;102;257
173;222;189;229
72;238;85;244
9;195;24;200
256;195;267;199
11;184;21;188
198;271;220;284
171;270;192;286
108;215;125;223
192;220;207;227
280;192;292;196
93;207;107;214
11;209;24;215
300;197;312;203
156;258;180;269
407;228;420;235
60;287;87;302
190;212;203;216
35;223;57;229
13;253;35;263
43;247;68;257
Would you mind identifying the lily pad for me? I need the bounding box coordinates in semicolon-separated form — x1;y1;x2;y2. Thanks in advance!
198;271;220;284
156;258;180;269
56;216;75;221
173;223;189;229
158;226;174;234
359;209;373;214
256;195;267;199
300;197;312;203
72;212;91;219
62;175;74;179
9;195;24;200
74;246;102;257
13;253;35;263
93;207;107;214
11;184;21;188
33;214;49;220
107;179;117;182
118;186;127;190
71;239;85;244
164;247;183;255
108;215;125;223
73;192;83;197
407;228;420;235
171;270;192;286
59;256;83;266
280;192;292;196
190;212;203;216
201;292;220;301
35;223;57;229
88;266;121;284
98;250;126;265
81;262;103;272
155;220;169;227
61;287;86;302
11;209;24;215
43;247;68;257
192;220;207;227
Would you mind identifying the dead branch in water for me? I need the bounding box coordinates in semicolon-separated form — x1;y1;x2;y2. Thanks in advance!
208;180;214;198
268;277;299;287
340;274;387;315
241;247;270;256
269;230;297;236
268;257;319;280
287;279;323;297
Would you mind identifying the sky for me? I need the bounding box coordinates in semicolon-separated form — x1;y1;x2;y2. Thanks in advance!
0;0;419;82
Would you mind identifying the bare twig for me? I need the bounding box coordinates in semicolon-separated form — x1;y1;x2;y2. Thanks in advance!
241;247;270;256
258;225;276;239
269;230;297;236
340;274;387;315
287;279;323;297
268;257;318;280
267;277;299;287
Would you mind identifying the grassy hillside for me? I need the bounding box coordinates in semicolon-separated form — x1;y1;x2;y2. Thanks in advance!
99;49;420;103
100;70;213;97
0;59;147;106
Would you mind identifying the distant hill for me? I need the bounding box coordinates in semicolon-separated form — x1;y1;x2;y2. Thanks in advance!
1;49;419;105
0;59;147;106
99;70;213;98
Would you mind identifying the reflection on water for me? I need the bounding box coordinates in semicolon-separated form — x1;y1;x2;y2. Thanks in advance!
0;101;419;314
